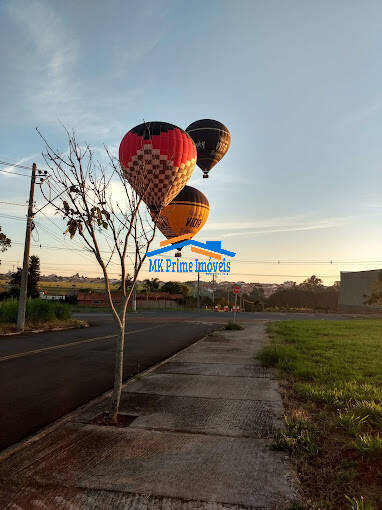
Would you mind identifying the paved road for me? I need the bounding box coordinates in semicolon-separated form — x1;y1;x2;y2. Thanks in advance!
74;309;362;322
0;310;366;451
0;314;218;451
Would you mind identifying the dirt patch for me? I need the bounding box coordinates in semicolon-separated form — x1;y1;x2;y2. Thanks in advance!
89;412;138;428
278;381;382;509
0;319;89;336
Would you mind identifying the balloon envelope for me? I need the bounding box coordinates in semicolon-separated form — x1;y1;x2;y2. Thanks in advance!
157;185;209;241
119;121;197;211
186;119;230;178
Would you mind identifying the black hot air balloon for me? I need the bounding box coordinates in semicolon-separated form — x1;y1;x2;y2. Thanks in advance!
186;119;230;178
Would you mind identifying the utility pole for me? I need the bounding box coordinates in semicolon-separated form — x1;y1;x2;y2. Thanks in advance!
17;163;37;330
197;272;200;310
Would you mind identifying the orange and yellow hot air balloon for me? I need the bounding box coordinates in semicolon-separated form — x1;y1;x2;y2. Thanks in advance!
157;186;209;257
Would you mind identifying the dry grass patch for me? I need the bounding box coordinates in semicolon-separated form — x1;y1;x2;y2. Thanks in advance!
0;319;88;335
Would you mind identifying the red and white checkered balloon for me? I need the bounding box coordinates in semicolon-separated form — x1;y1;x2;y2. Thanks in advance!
119;122;197;212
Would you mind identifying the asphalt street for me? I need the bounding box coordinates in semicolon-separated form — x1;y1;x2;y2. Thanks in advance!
0;310;363;451
0;313;219;450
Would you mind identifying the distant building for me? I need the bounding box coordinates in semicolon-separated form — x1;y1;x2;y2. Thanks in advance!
77;291;183;309
281;281;296;288
338;270;382;312
258;283;279;298
39;292;63;301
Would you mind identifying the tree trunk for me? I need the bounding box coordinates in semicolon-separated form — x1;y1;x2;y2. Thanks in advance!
109;322;125;422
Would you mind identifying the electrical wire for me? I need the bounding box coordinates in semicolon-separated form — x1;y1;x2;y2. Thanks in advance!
0;213;26;221
0;201;27;207
0;168;31;178
0;159;50;174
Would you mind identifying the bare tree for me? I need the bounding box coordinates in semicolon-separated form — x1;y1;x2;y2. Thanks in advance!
38;128;159;423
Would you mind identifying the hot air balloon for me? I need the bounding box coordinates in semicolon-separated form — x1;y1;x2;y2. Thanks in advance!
157;186;209;257
119;121;197;211
186;119;230;178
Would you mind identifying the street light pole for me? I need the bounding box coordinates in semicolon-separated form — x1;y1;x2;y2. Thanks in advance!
17;163;36;331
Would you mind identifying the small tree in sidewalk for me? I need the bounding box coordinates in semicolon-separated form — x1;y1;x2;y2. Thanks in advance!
38;129;159;423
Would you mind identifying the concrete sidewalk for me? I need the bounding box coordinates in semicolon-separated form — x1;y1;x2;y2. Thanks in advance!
0;323;299;509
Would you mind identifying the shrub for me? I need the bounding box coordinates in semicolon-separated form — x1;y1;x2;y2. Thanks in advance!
350;401;382;428
345;495;374;510
353;433;382;457
337;412;368;435
0;299;71;324
257;343;297;369
224;321;243;330
0;300;18;322
272;415;318;457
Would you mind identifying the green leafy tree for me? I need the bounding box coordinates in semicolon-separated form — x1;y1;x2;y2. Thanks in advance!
143;278;160;292
246;285;265;311
9;255;40;298
364;271;382;305
161;281;189;297
118;273;133;292
28;255;40;298
300;275;323;289
0;226;11;256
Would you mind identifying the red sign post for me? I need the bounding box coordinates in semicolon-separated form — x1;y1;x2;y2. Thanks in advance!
233;285;240;321
233;285;240;294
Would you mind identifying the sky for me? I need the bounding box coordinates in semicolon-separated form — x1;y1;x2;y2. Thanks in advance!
2;0;382;285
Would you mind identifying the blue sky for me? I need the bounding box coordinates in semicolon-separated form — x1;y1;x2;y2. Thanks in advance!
2;0;382;284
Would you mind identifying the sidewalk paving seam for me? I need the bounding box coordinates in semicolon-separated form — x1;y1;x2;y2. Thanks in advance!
0;479;271;509
110;389;281;403
113;424;275;440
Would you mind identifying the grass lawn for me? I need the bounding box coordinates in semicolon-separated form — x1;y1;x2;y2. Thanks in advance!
258;320;382;510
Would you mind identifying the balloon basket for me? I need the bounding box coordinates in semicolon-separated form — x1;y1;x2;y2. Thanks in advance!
175;252;182;258
203;174;209;178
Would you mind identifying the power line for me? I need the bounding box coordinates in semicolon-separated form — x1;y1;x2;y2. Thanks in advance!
0;168;31;178
0;159;50;174
0;201;27;207
0;213;26;221
232;272;339;278
0;159;36;171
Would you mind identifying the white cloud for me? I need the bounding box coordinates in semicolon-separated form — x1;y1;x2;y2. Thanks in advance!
341;99;382;125
203;214;353;238
3;1;142;140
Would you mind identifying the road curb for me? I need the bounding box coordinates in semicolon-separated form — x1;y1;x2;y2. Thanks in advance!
0;325;220;463
0;321;90;338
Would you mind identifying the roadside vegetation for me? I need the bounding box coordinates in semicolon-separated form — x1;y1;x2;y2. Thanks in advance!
258;320;382;509
224;321;243;330
0;299;86;334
